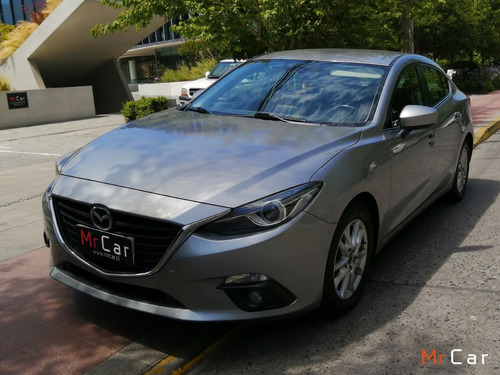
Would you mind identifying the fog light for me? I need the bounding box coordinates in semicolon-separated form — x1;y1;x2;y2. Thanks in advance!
248;290;263;306
218;275;296;312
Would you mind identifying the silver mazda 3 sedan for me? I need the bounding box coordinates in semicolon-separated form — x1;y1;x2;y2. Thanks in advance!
43;49;473;321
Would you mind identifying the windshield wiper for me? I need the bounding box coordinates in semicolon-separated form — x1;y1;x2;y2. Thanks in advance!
253;112;307;123
186;106;211;114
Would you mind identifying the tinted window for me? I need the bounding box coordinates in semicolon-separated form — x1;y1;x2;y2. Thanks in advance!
389;66;424;128
422;66;449;106
190;60;387;126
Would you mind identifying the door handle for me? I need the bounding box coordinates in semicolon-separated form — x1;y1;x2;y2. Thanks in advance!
428;133;437;144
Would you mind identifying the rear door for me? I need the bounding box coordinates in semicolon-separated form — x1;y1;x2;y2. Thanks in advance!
420;64;464;191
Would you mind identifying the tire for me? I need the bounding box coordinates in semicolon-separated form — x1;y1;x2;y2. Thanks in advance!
447;141;471;203
321;202;373;316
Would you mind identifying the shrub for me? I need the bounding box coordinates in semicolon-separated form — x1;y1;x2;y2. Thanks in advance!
43;0;62;17
160;59;217;82
453;68;500;94
0;21;37;59
0;23;15;42
0;0;61;59
121;96;170;122
0;75;11;91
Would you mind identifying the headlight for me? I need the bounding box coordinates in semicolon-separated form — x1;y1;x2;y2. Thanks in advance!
202;182;323;235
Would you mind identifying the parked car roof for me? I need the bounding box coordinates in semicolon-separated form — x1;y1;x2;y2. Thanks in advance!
254;49;407;66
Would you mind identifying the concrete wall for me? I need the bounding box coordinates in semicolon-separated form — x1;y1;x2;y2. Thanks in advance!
0;86;95;129
137;81;190;105
88;59;133;114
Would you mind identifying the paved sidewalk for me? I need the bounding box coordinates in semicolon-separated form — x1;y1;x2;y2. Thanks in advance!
1;91;500;375
470;90;500;146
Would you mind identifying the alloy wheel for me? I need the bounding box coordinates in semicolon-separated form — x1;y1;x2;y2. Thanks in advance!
333;218;368;300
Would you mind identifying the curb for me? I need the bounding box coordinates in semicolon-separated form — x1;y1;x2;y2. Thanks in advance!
473;115;500;148
143;326;240;375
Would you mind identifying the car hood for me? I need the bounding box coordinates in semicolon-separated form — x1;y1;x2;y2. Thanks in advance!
60;110;361;208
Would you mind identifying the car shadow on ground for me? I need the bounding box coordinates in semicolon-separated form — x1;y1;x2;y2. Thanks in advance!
188;177;500;374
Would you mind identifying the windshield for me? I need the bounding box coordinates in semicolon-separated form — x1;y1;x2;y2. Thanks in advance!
209;61;242;78
189;59;388;126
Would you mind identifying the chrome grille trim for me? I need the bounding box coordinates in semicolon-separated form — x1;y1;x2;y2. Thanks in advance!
52;195;183;275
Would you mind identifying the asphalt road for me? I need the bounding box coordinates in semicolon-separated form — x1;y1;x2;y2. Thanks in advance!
0;111;499;375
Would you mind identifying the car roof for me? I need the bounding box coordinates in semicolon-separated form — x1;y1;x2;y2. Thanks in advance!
218;59;245;63
254;49;407;67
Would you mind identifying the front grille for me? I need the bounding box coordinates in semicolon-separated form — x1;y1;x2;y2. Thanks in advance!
52;196;183;274
189;88;201;96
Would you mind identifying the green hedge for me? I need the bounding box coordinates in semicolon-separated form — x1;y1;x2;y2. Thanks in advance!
121;96;169;122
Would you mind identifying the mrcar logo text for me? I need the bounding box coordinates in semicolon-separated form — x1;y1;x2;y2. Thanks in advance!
422;348;488;366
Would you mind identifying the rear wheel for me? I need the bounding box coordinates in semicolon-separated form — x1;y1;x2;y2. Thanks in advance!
321;202;373;316
447;141;471;203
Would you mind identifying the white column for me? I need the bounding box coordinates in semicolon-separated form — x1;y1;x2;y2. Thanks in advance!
128;60;137;82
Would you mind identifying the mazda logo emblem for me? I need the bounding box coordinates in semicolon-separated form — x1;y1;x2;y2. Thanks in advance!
90;205;113;231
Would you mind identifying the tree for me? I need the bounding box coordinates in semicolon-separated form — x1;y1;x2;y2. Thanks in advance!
92;0;500;64
92;0;404;58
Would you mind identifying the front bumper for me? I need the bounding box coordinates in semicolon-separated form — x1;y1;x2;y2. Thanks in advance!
178;96;191;105
43;177;334;321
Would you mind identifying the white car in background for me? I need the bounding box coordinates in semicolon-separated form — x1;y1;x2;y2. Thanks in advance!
178;59;244;105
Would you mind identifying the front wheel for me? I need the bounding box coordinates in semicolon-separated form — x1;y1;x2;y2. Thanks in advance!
321;202;373;316
447;141;471;203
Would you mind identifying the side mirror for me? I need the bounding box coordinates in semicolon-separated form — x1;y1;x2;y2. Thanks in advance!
205;71;210;78
400;105;438;129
